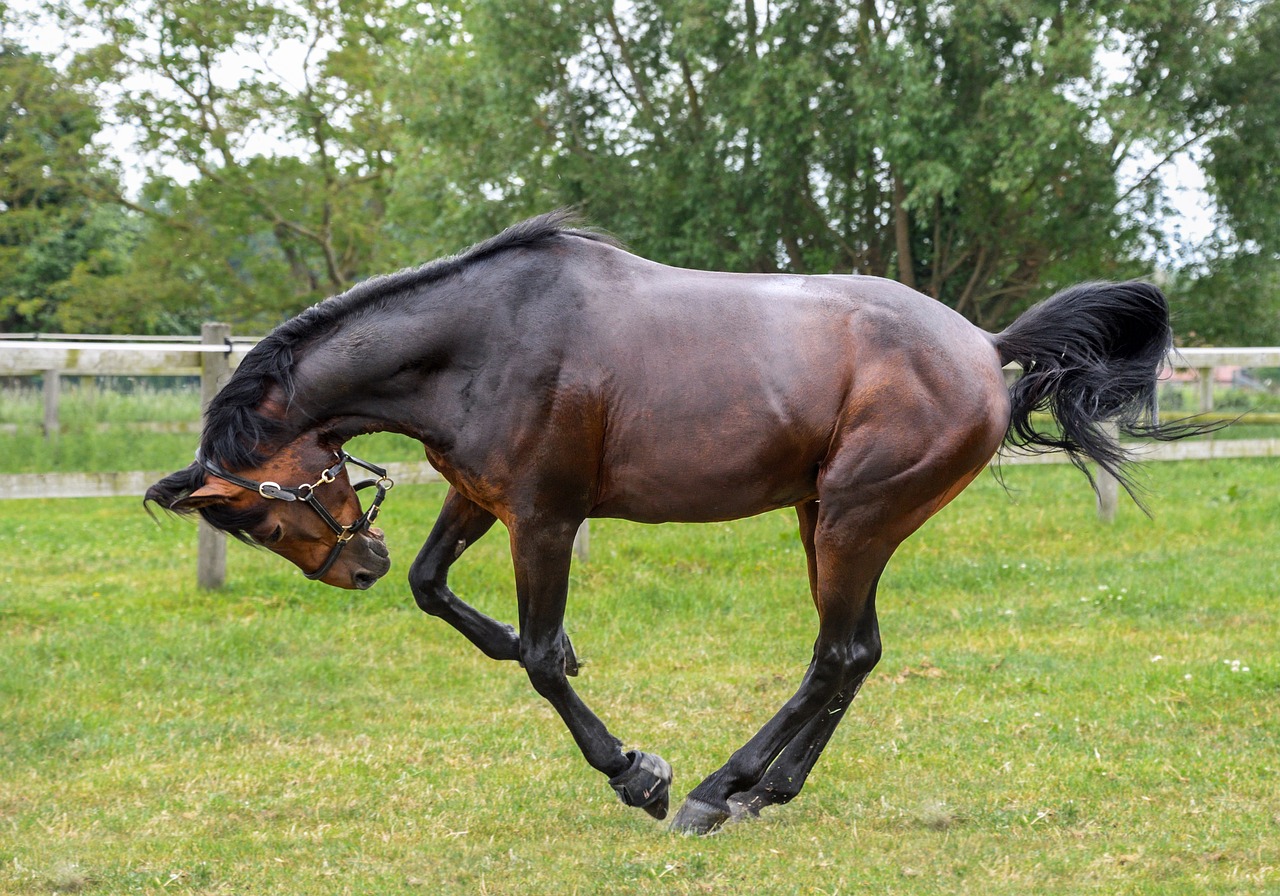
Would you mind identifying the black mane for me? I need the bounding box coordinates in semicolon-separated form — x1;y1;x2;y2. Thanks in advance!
200;210;615;471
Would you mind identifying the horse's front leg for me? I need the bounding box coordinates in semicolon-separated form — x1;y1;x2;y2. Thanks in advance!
509;516;673;820
409;487;577;674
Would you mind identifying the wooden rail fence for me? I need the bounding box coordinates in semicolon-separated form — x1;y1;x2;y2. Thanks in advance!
3;332;1277;585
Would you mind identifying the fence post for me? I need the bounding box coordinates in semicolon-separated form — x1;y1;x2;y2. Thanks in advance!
573;521;590;563
42;369;60;441
1198;367;1214;412
198;323;233;590
1096;467;1119;523
1096;421;1120;523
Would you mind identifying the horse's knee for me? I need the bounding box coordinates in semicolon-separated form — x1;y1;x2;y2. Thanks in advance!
413;590;448;616
408;559;449;616
520;638;568;694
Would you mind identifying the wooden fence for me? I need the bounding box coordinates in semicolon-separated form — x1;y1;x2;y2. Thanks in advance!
2;332;1278;585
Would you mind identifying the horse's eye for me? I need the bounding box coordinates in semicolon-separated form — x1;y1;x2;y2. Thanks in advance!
261;525;285;546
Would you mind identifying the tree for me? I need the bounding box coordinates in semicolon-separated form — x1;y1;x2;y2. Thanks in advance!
0;34;137;332
61;0;407;328
12;0;1275;340
392;0;1247;327
1171;0;1280;344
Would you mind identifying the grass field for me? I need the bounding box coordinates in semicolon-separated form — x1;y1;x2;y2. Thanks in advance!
2;459;1278;895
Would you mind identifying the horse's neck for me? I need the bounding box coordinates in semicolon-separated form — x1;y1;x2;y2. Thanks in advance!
285;286;485;446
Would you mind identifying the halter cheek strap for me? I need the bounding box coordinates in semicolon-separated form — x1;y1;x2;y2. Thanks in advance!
195;450;394;580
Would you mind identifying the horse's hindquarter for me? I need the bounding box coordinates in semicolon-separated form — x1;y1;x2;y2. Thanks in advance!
583;261;1008;525
809;280;1011;539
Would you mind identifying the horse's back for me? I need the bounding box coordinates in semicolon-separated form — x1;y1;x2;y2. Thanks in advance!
566;244;1007;524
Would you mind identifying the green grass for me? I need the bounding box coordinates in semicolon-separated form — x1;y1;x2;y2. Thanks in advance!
0;384;429;474
0;382;203;474
2;459;1278;894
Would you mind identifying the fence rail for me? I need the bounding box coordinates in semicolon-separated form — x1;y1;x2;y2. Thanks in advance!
5;340;1278;375
3;333;1278;584
0;462;446;500
0;341;245;377
7;437;1279;503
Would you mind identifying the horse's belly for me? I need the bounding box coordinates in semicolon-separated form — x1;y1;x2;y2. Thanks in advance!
591;425;823;523
590;480;816;524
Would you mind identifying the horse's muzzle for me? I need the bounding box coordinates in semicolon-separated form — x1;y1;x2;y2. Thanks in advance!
349;529;391;590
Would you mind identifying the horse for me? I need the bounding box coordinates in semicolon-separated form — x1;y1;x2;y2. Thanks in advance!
147;211;1210;834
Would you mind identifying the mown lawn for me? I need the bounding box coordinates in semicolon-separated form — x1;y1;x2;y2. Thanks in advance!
2;459;1277;895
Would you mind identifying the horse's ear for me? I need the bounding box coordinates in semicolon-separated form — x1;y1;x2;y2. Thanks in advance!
145;466;238;516
170;479;239;511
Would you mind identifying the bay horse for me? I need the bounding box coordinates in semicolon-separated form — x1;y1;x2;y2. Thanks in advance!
147;211;1207;834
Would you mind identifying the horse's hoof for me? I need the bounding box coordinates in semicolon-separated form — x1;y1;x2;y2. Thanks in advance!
609;750;672;820
669;798;730;835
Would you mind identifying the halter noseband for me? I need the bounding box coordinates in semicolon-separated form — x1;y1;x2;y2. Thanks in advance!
195;450;394;581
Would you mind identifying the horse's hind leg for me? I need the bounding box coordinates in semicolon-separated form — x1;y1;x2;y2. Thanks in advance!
670;512;889;835
410;487;578;674
728;503;876;819
727;613;875;819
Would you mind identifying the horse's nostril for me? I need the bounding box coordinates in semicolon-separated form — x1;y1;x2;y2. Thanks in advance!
353;571;377;590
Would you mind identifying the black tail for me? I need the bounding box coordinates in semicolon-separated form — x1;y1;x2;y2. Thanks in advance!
994;280;1219;507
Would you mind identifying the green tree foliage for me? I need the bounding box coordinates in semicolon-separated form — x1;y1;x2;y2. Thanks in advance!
1202;1;1280;247
393;0;1249;327
62;0;406;328
5;0;1277;340
1172;0;1280;344
0;33;136;331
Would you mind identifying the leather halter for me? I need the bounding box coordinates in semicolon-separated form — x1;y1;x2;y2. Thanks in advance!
196;450;394;580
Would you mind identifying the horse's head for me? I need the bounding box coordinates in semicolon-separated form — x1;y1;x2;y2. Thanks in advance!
146;432;393;590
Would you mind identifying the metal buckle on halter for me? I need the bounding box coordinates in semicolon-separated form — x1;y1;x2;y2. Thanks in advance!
258;481;293;501
312;460;341;488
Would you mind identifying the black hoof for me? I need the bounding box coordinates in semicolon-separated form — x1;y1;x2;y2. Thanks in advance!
609;750;672;820
669;798;731;835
